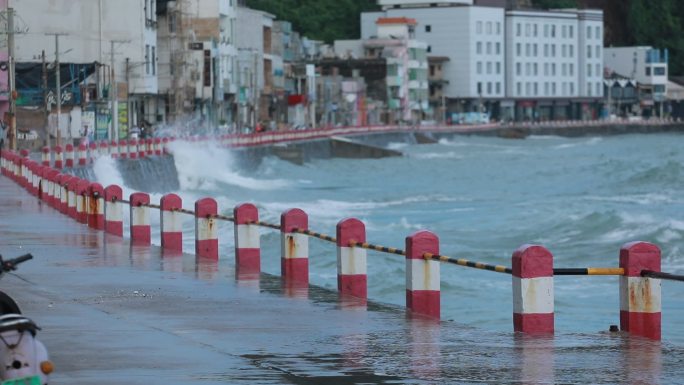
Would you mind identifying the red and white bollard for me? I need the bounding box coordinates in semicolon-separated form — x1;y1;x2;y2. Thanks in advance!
76;179;90;224
119;139;128;159
54;145;64;169
512;245;554;334
146;138;154;156
281;209;309;285
67;177;79;220
52;173;63;208
89;142;98;162
406;230;440;319
195;198;218;259
87;183;105;230
59;175;73;214
129;139;138;159
110;140;119;158
78;143;88;166
41;146;50;167
620;241;661;340
99;141;109;157
47;170;60;208
160;194;183;252
233;203;260;275
65;144;75;168
162;137;170;155
336;218;367;299
154;138;162;156
104;185;124;236
138;139;146;158
130;192;151;244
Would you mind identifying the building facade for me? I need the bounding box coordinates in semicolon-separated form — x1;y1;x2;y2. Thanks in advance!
604;46;669;118
362;2;605;121
10;0;159;141
157;0;239;132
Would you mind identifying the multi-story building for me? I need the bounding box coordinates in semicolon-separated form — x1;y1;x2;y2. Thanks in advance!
236;6;284;131
363;17;429;124
9;0;158;140
604;46;669;118
157;0;239;131
506;9;603;120
363;1;605;121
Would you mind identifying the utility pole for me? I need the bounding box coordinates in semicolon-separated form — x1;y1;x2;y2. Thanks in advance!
107;40;129;141
7;8;16;150
42;50;50;149
46;33;68;147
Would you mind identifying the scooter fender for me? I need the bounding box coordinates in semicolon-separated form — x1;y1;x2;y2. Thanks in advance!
0;329;50;384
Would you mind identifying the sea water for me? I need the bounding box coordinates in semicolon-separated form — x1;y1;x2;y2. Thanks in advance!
93;133;684;347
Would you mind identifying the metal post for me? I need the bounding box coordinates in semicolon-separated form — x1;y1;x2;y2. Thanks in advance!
7;8;16;150
55;34;62;147
111;41;117;141
42;50;50;149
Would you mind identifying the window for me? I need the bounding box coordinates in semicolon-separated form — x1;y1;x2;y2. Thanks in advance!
168;12;177;33
516;62;521;76
551;44;556;57
544;24;549;37
596;82;601;96
477;61;482;74
477;21;483;34
544;44;549;57
496;82;501;94
486;21;492;34
525;23;530;36
552;82;556;96
595;26;601;39
587;82;592;96
570;82;574;95
425;25;431;32
569;63;574;76
526;63;531;76
533;24;538;37
587;26;591;39
477;42;482;54
562;44;566;57
569;45;574;57
526;43;530;57
487;82;492;94
544;82;549;96
654;66;667;76
587;64;592;77
562;63;567;76
562;25;567;38
496;42;501;55
145;44;150;74
526;82;531;96
595;64;600;78
496;62;501;74
516;23;521;36
487;62;492;74
151;46;156;75
497;22;501;34
544;63;549;76
569;26;573;38
533;44;538;57
516;43;521;56
562;82;567;95
533;63;538;75
427;45;432;53
517;82;522;95
551;25;556;37
477;82;483;94
587;45;592;58
646;67;651;76
534;82;538;96
486;42;492;54
551;63;556;76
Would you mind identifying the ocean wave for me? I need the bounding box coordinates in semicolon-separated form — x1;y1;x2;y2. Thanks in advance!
169;140;289;191
553;137;603;150
623;160;684;186
410;151;464;160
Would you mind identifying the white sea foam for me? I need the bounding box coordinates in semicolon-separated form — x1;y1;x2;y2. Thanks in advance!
553;137;603;150
411;151;463;160
168;140;289;191
387;142;409;150
92;156;126;191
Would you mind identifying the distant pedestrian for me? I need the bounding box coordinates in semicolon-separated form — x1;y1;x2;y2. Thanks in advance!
0;119;7;156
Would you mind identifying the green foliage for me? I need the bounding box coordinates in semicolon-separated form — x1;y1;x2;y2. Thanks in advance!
245;0;379;43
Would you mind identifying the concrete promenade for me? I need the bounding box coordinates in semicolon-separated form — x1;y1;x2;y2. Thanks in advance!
0;175;678;384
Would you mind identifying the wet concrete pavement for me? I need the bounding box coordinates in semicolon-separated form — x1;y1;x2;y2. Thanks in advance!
1;176;682;384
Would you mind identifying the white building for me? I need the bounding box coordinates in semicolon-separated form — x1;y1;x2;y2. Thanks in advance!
604;46;669;116
11;0;158;139
506;9;603;120
362;2;605;121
